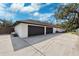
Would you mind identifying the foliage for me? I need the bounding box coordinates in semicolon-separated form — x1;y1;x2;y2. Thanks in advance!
55;3;79;32
0;19;13;28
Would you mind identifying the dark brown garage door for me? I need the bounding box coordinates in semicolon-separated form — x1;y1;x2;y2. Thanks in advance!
46;27;53;34
28;25;44;36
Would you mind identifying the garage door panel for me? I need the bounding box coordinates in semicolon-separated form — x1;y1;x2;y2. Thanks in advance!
28;25;44;36
46;28;53;34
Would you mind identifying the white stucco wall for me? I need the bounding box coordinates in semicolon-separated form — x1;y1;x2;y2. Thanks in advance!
15;23;28;38
53;28;56;33
44;26;46;35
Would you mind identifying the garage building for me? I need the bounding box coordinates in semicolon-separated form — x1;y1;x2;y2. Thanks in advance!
14;20;54;38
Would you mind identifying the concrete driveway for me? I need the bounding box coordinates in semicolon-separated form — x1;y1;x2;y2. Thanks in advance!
0;33;79;56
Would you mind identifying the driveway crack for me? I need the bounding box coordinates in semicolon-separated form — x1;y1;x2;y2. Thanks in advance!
22;39;46;56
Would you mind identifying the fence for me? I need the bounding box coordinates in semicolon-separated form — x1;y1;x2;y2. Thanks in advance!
0;27;14;34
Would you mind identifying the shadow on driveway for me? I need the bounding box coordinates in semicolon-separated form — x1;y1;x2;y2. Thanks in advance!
11;33;64;51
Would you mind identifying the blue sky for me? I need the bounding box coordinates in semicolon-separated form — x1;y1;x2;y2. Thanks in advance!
0;3;63;24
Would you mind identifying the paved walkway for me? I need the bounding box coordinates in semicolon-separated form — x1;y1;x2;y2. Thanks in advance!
0;33;79;56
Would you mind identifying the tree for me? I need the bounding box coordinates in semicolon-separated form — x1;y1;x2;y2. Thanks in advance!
55;3;79;32
0;19;13;28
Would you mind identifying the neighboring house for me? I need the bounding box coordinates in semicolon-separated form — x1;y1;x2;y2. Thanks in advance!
53;25;65;33
55;27;65;33
13;20;56;38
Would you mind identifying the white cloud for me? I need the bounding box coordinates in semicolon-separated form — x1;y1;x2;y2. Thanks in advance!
10;3;24;12
33;12;39;16
0;4;6;11
21;3;41;12
10;3;41;13
0;6;5;10
63;3;68;5
0;3;54;21
0;11;15;20
0;4;6;8
21;6;34;12
5;12;15;20
10;3;52;13
45;3;51;5
0;4;15;20
33;12;53;22
39;14;52;21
